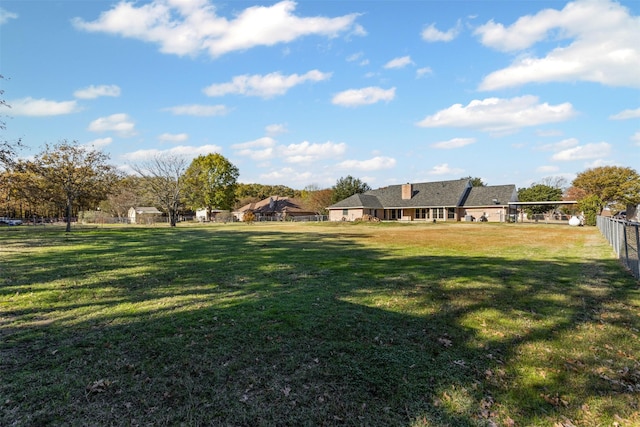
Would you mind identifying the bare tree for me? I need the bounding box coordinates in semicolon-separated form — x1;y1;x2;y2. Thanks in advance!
538;176;569;191
132;154;188;227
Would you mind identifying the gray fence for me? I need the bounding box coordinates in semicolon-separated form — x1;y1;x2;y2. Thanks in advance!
597;216;640;280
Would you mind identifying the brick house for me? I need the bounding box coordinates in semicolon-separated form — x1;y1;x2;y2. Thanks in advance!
328;179;518;222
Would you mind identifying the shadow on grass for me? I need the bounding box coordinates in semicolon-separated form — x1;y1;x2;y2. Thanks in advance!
1;227;638;426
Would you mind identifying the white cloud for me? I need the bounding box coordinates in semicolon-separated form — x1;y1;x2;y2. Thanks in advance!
74;84;121;99
431;137;476;149
265;123;288;136
476;0;640;90
416;67;433;78
8;97;80;116
232;137;277;161
332;86;395;107
73;0;362;58
0;8;18;25
384;55;414;69
88;113;136;137
417;95;575;133
631;131;640;146
537;137;579;152
83;137;113;150
427;163;464;176
203;70;331;98
158;133;189;143
336;156;396;171
421;21;461;42
609;107;640;120
279;141;346;163
346;52;363;62
121;144;222;162
551;142;611;161
163;104;228;116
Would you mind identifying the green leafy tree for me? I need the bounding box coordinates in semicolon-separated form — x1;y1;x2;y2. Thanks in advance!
577;194;602;226
331;175;371;204
183;153;239;217
235;183;297;201
572;166;640;213
30;140;116;232
460;176;486;187
517;184;563;215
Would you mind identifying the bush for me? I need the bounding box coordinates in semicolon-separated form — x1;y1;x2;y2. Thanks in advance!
242;211;255;224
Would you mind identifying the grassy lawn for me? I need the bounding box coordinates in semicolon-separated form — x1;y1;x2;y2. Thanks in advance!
1;222;639;426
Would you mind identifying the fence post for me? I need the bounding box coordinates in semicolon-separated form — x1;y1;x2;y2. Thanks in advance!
636;225;640;278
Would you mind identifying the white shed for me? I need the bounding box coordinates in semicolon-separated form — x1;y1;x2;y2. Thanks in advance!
128;206;162;224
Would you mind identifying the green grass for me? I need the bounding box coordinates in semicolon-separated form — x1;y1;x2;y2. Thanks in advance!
1;222;639;426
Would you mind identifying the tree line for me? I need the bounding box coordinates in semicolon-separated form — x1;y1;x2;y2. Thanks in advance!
0;139;379;231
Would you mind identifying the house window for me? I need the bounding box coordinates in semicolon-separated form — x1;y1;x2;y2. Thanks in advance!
342;209;348;216
448;208;456;219
415;208;429;219
433;208;444;219
390;209;402;219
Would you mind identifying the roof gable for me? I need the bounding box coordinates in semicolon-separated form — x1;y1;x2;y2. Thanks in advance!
461;185;518;207
236;196;315;214
131;206;162;214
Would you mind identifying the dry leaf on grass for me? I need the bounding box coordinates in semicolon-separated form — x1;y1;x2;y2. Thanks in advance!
86;379;111;395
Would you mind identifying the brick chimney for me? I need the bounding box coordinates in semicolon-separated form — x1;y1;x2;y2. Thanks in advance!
402;183;413;200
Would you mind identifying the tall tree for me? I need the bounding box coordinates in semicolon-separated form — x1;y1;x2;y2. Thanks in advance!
572;166;640;213
235;183;297;201
183;153;239;218
517;183;563;215
132;154;188;227
30;140;116;232
331;175;371;204
0;75;23;168
301;184;334;215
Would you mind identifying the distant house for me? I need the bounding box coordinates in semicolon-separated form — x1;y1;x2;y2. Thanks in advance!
128;206;162;224
233;196;316;221
327;179;518;222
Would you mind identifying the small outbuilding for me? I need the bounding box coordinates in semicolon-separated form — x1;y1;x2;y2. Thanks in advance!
128;206;162;224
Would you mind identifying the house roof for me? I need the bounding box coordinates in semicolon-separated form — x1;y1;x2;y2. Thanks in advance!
460;185;518;207
235;196;315;215
131;206;162;214
329;180;520;210
329;179;472;209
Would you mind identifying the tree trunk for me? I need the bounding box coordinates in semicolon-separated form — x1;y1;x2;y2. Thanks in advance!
65;198;72;232
169;209;177;227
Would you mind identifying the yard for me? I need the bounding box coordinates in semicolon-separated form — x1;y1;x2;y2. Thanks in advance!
1;222;639;426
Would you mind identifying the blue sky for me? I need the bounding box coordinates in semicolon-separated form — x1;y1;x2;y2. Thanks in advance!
1;0;639;190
